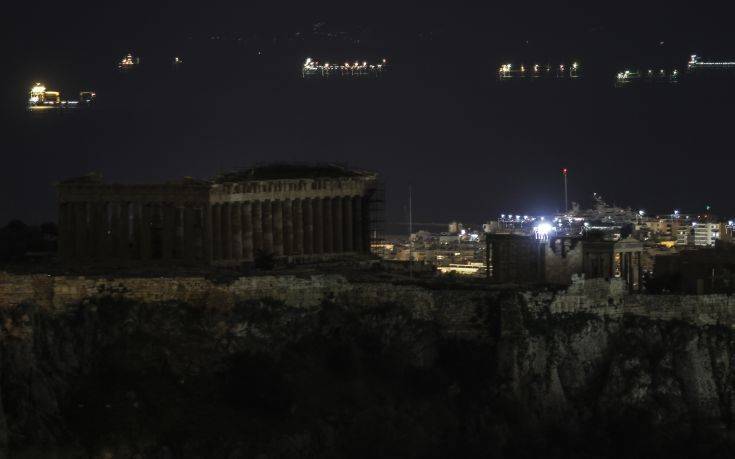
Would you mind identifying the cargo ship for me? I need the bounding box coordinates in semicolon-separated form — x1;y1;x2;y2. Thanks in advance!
118;53;140;70
28;83;96;110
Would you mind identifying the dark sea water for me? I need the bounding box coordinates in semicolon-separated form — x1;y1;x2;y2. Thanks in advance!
5;32;735;226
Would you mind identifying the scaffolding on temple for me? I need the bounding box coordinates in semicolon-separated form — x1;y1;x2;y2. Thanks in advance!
368;181;386;258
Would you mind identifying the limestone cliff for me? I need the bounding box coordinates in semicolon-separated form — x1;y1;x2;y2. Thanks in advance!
0;278;734;458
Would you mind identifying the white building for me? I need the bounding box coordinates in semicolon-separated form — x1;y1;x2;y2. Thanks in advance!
693;222;720;247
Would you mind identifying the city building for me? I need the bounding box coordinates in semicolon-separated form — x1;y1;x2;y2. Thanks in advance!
654;242;735;294
56;164;379;266
693;222;720;247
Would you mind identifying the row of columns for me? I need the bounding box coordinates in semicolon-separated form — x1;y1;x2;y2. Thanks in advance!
210;195;369;262
59;202;207;262
618;251;642;291
582;250;642;291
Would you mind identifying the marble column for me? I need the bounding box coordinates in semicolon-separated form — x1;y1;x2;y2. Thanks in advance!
162;204;175;260
130;203;142;260
353;196;363;254
332;197;343;253
609;251;615;278
323;197;333;253
253;201;263;252
204;205;213;263
141;204;152;260
222;203;232;260
343;196;353;252
242;202;254;261
294;198;304;255
212;204;222;260
232;203;243;260
184;206;196;261
303;198;313;255
262;200;273;253
283;199;293;255
58;203;72;259
108;203;119;259
313;198;323;254
91;202;105;260
198;207;207;260
89;202;99;260
74;202;91;260
118;202;130;260
362;196;371;253
273;200;284;257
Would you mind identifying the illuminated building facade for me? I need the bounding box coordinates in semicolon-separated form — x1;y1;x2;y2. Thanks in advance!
693;222;720;247
57;165;379;266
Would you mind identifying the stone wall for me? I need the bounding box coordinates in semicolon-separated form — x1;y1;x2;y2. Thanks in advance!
525;276;735;327
2;272;735;330
543;237;583;285
0;272;434;317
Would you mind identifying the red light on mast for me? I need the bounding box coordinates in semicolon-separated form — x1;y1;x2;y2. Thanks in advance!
562;168;568;175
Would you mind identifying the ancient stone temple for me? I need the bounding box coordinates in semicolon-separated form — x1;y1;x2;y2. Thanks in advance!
582;237;643;291
56;165;379;266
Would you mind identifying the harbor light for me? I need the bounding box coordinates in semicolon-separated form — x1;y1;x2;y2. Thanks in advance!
534;222;554;239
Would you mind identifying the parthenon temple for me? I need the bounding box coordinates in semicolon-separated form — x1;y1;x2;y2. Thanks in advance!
56;164;379;265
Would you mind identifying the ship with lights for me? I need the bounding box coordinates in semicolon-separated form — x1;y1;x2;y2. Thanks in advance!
497;62;580;80
118;53;140;70
687;54;735;70
28;83;96;110
615;68;680;86
302;58;388;77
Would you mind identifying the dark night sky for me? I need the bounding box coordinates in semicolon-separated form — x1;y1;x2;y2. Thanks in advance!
4;1;735;228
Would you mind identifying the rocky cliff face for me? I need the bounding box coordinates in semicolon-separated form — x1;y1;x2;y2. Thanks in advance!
0;285;734;458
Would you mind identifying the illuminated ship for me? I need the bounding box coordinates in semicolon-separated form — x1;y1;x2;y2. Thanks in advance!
28;83;60;109
79;91;96;104
118;53;140;70
28;83;95;110
615;68;679;86
302;57;387;77
687;54;735;70
498;62;580;80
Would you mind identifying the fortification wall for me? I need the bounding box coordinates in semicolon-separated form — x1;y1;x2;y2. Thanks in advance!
543;238;584;285
525;276;735;327
2;272;735;329
0;272;435;318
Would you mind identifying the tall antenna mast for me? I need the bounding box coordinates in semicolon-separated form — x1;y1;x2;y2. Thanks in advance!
561;167;569;213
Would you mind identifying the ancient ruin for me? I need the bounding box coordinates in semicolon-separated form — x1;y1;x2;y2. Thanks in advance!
56;164;379;265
